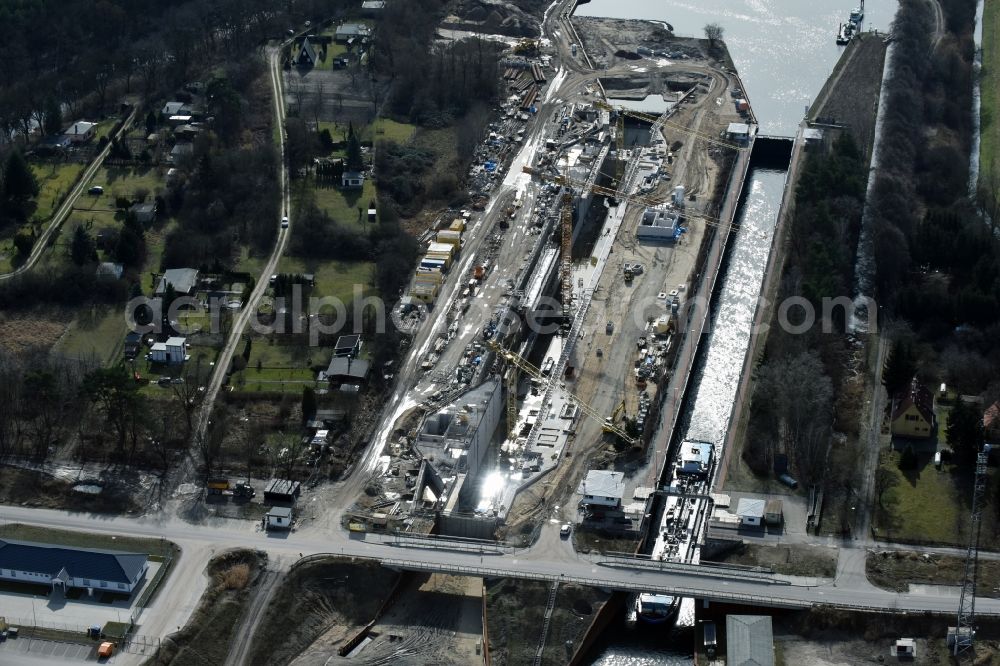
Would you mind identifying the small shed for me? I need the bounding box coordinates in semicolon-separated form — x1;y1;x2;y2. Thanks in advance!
334;334;362;358
726;122;752;144
130;202;157;224
736;498;765;527
266;506;293;531
342;171;365;189
264;479;301;503
764;499;783;526
891;638;916;659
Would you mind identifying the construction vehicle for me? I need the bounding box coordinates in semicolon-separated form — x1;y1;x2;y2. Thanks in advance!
603;400;626;433
487;340;638;447
206;478;255;498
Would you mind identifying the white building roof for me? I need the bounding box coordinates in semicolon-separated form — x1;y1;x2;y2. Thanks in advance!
165;337;187;347
736;497;766;519
727;122;751;136
579;470;625;499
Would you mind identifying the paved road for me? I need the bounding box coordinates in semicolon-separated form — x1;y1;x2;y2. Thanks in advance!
0;107;138;281
1;504;997;619
192;42;292;445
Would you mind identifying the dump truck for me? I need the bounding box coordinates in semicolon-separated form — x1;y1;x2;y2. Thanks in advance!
206;478;255;497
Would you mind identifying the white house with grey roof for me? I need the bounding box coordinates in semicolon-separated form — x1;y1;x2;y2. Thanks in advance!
155;267;199;296
578;470;626;508
0;538;148;595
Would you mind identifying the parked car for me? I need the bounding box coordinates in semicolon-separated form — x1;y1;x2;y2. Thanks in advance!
560;523;572;538
281;215;289;228
88;185;104;195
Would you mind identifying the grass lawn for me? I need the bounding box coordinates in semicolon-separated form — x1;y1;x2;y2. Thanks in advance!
51;304;128;364
238;251;374;304
87;165;165;201
308;41;348;70
873;446;999;547
0;523;177;558
31;162;87;219
318;118;416;146
232;336;322;393
311;177;377;230
982;0;1000;183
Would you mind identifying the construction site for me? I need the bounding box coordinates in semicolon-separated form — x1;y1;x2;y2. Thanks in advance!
347;12;755;551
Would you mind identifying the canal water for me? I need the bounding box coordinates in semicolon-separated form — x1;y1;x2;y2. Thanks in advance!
571;0;900;662
575;0;898;135
583;165;786;666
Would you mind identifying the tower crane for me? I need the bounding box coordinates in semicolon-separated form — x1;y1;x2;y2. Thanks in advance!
487;339;638;447
953;443;992;657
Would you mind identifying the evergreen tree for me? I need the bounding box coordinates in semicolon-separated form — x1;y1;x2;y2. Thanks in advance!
301;386;317;424
346;123;363;171
243;336;253;361
70;225;97;266
43;97;63;136
947;399;984;460
2;150;40;202
883;340;917;397
145;110;157;135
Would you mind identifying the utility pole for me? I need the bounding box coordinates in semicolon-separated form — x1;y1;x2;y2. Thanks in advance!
952;443;991;657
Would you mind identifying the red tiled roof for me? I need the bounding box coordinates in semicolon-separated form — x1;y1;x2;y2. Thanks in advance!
891;380;935;425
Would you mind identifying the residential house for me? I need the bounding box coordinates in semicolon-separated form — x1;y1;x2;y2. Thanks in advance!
0;538;148;595
335;23;372;43
342;170;365;189
736;498;765;527
130;202;157;224
334;334;362;358
161;101;190;119
577;470;625;509
890;379;936;439
324;356;370;386
155;267;199;296
726;615;774;666
265;506;293;531
63;120;97;144
149;336;188;364
297;37;319;67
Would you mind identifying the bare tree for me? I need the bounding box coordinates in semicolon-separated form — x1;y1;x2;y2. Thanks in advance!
704;23;724;48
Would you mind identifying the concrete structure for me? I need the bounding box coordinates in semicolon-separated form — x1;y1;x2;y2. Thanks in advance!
361;0;386;14
414;380;502;484
726;615;774;666
578;470;626;508
149;337;188;364
63;120;97;144
266;506;293;531
637;205;681;241
161;102;190;117
890;379;935;439
155;267;199;296
736;498;765;527
0;539;147;594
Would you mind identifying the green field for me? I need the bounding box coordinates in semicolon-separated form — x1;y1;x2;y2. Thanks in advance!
238;252;374;304
231;336;322;392
318;118;416;146
32;162;87;218
311;177;378;230
873;447;999;546
51;305;128;364
982;0;1000;184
